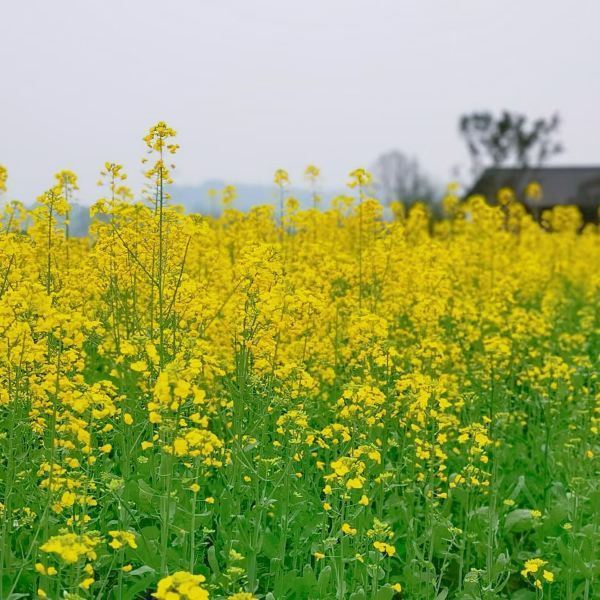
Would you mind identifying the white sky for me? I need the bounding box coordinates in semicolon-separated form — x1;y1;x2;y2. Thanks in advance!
2;0;600;203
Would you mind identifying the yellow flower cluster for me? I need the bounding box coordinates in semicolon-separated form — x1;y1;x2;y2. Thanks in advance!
108;530;138;550
521;558;555;589
0;124;598;597
40;532;100;564
0;164;7;193
153;571;209;600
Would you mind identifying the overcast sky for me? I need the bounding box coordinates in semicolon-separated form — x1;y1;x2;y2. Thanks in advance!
2;0;600;203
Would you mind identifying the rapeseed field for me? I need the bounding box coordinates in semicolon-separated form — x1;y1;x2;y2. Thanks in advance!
0;123;598;599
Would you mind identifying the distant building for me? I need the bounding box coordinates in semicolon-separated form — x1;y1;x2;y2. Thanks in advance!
468;167;600;223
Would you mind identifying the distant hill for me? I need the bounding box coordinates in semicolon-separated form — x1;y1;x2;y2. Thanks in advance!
68;203;93;237
169;180;343;215
17;181;345;237
0;202;93;238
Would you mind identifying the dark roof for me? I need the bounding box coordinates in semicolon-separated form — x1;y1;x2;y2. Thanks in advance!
468;167;600;211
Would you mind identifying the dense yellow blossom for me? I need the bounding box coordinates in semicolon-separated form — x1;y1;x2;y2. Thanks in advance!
153;571;209;600
0;123;598;598
40;532;101;564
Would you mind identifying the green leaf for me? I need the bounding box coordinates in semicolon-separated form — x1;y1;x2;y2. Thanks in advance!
318;565;332;595
128;565;156;577
374;587;394;600
510;590;536;600
505;509;535;533
436;589;449;600
302;563;317;588
207;545;220;575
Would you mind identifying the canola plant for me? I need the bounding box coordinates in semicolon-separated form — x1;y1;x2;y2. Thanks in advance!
0;123;599;599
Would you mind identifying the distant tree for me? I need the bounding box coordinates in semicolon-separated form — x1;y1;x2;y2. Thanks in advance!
459;111;563;178
373;150;438;207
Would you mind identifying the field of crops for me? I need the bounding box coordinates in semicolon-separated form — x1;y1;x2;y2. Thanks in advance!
0;123;599;599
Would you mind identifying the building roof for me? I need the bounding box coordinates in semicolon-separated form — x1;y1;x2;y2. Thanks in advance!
468;167;600;213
